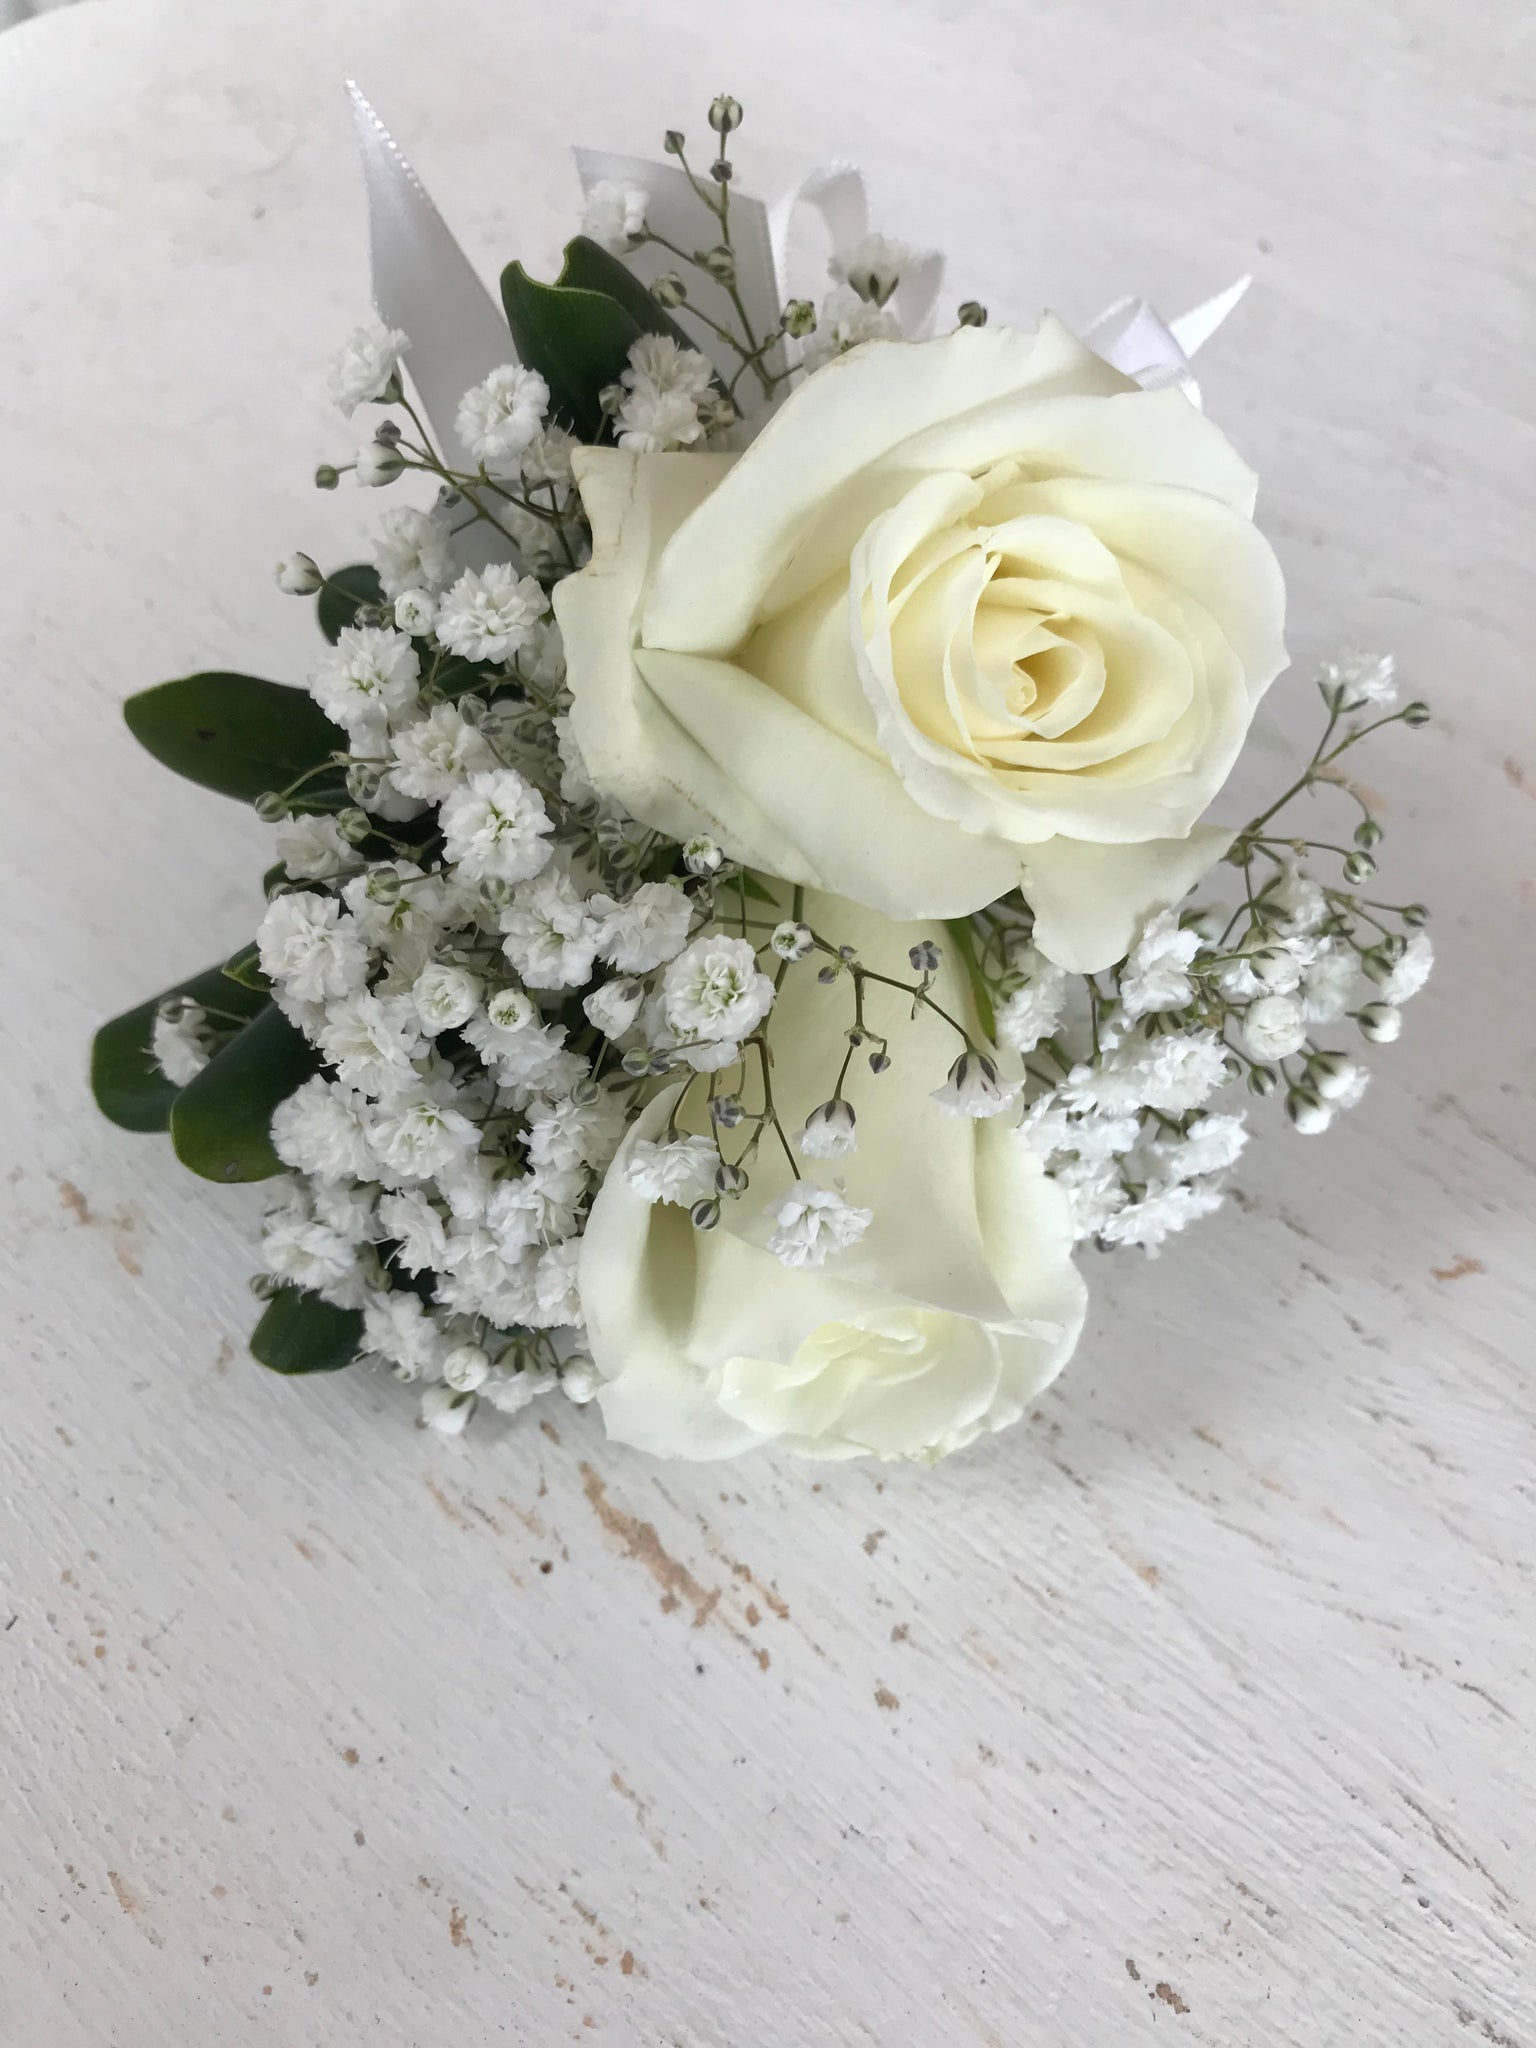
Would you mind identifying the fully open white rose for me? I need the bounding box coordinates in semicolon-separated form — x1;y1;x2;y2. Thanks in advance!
554;316;1287;972
578;893;1086;1461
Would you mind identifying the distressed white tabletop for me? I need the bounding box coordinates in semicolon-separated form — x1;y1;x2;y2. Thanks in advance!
1;2;1532;2041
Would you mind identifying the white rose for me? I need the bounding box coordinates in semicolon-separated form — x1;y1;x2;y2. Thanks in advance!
554;317;1287;973
578;893;1086;1461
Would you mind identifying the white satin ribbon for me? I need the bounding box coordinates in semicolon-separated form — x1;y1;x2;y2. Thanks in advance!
348;91;1252;460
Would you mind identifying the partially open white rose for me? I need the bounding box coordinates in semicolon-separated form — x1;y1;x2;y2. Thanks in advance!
578;892;1086;1461
554;316;1287;972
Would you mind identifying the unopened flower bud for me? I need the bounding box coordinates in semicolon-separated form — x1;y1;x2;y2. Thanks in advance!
690;1196;722;1230
1360;945;1395;985
622;1047;654;1077
781;298;817;338
1357;1001;1402;1043
373;417;403;447
708;94;743;134
1310;1053;1363;1101
1401;902;1429;929
314;463;340;490
1343;850;1377;884
957;300;988;327
365;867;402;904
335;806;373;845
663;129;686;155
158;995;195;1025
868;1050;893;1074
697;393;737;434
275;552;323;595
455;693;489;729
478;875;513;911
651;272;688;309
715;1161;749;1196
1353;818;1384;849
486;988;536;1032
1402;700;1431;727
1286;1087;1333;1135
345;762;382;804
683;835;724;876
598;381;626;417
356;438;405;487
700;244;737;283
394;589;436;635
1246;1065;1278;1096
799;1098;857;1158
710;159;734;185
249;1272;279;1300
442;1343;491;1394
709;1094;745;1129
770;920;815;962
253;790;289;823
909;939;941;973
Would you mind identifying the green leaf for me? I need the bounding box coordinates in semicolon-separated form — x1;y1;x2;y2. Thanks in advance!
170;1003;319;1182
221;943;271;995
123;673;346;804
555;235;709;363
944;918;997;1044
91;964;269;1133
501;257;643;442
317;563;385;644
250;1287;362;1375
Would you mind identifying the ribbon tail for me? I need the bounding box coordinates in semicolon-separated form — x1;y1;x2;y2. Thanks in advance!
348;81;513;474
1169;274;1251;359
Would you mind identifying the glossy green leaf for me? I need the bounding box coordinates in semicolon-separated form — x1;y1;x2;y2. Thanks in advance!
221;943;271;995
250;1287;362;1375
555;235;708;363
170;1003;318;1183
317;563;385;644
501;255;643;442
123;673;346;804
91;964;270;1133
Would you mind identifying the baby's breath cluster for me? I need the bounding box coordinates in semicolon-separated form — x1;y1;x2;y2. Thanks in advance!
129;95;1432;1444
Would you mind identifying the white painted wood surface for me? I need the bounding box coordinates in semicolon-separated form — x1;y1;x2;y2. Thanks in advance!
2;2;1532;2040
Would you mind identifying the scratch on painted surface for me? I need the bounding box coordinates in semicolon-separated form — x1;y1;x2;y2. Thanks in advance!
579;1463;720;1629
1431;1254;1485;1283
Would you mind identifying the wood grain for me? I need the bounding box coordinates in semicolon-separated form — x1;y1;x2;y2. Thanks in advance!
0;2;1531;2041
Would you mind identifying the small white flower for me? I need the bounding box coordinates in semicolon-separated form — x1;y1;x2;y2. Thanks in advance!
1067;1032;1228;1117
806;282;900;365
356;437;405;488
390;703;496;803
150;1002;212;1086
1120;911;1203;1019
367;1085;480;1182
271;1077;376;1181
377;1188;448;1273
441;1342;491;1394
995;951;1068;1053
682;836;725;877
435;563;545;665
829;231;916;307
583;978;645;1039
580;178;647;252
274;813;353;882
1301;940;1363;1025
1269;863;1329;935
501;870;601;990
615;380;705;453
275;552;322;595
420;1383;475;1434
373;504;453;599
480;1366;555;1416
440;767;553;885
1320;650;1397;709
393;589;436;635
1287;1092;1334;1136
560;1356;602;1405
625;1133;720;1207
413;963;483;1036
592;881;693;973
1310;1054;1365;1103
798;1100;857;1158
1380;931;1433;1006
532;1239;585;1328
1155;1112;1248;1179
765;1182;873;1270
930;1052;1020;1120
328;320;408;415
257;891;370;1004
455;363;550;474
770;921;815;963
308;625;421;738
261;1216;363;1302
1359;1003;1402;1044
1099;1178;1226;1255
627;334;715;401
317;990;426;1097
363;1289;444;1380
525;1090;625;1175
485;1164;586;1255
522;426;578;492
1243;994;1309;1064
663;935;775;1043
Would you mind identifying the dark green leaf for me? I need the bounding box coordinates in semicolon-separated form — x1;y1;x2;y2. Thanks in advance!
555;235;710;364
170;1003;319;1183
91;964;269;1133
738;872;780;905
221;944;271;995
123;673;346;804
500;257;643;442
317;563;385;644
250;1287;362;1375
